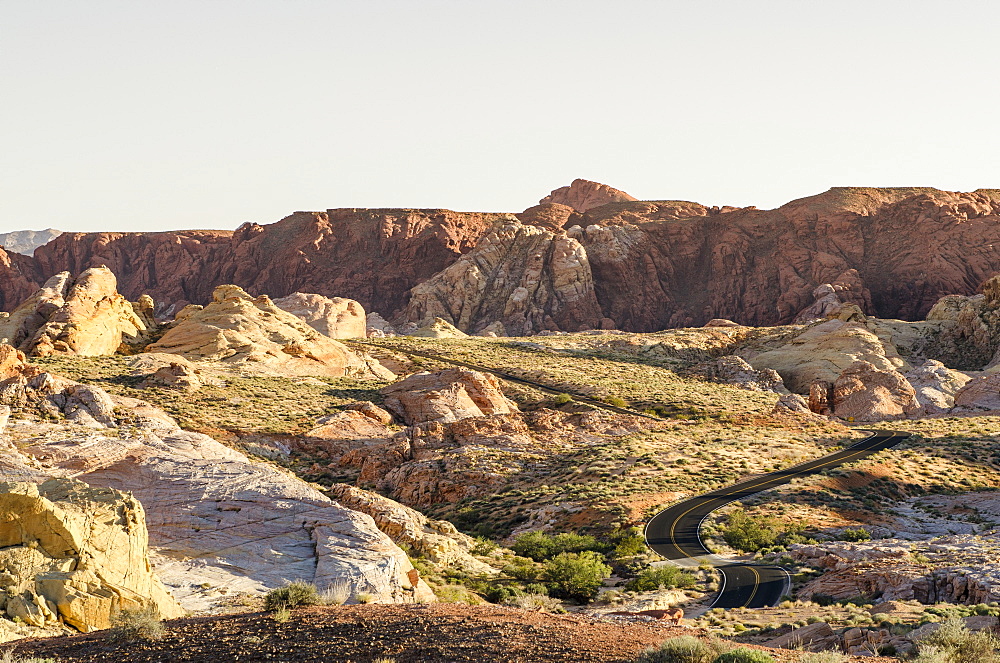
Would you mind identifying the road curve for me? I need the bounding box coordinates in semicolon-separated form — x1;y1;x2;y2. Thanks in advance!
645;429;911;608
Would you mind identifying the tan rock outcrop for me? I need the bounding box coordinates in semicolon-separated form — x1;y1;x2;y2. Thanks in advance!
403;222;606;335
539;179;637;213
138;362;204;392
0;268;155;357
0;344;122;428
904;360;972;414
831;360;921;421
272;292;367;338
327;484;495;574
699;356;788;394
409;317;468;339
953;372;1000;411
0;402;433;613
744;319;908;393
149;285;390;378
0;478;183;632
793;272;872;323
380;368;519;425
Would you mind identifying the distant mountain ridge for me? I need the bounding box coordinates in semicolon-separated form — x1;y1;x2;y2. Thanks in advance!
3;182;1000;333
0;228;62;255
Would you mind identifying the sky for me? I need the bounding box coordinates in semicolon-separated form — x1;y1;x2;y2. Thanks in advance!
3;1;1000;233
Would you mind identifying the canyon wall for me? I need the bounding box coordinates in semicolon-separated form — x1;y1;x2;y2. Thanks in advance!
4;185;1000;332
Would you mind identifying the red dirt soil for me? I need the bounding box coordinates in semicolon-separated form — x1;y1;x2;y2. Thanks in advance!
16;604;895;663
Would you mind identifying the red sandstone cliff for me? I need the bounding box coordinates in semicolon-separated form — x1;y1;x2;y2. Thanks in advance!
4;185;1000;332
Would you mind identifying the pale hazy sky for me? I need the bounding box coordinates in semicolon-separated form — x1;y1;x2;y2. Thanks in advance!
3;1;999;233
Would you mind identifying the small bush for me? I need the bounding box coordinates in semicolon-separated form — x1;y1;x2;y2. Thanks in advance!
542;551;612;603
273;607;291;623
711;649;775;663
625;566;697;592
916;617;1000;663
636;635;718;663
0;650;57;663
354;592;375;604
320;580;351;605
106;605;165;642
554;393;573;405
264;580;320;611
839;527;872;542
799;653;848;663
503;593;564;612
606;396;629;408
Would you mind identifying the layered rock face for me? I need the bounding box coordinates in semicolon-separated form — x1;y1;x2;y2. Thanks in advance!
0;375;432;614
0;479;183;632
403;222;606;334
5;186;1000;333
23;209;501;318
0;268;156;356
272;292;367;338
380;368;519;425
539;179;637;212
829;360;921;421
148;285;390;378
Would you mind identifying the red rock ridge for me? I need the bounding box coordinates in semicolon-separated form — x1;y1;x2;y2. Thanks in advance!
4;185;1000;332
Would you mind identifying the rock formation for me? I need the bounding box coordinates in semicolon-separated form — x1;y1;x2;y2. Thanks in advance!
743;319;908;393
0;344;124;428
952;372;1000;411
539;179;637;213
148;285;391;378
793;273;872;323
272;292;367;338
408;317;468;339
403;222;606;334
380;369;519;425
0;383;434;613
698;356;788;393
0;478;183;632
5;187;1000;333
327;484;494;574
904;360;971;414
830;360;921;421
0;268;156;356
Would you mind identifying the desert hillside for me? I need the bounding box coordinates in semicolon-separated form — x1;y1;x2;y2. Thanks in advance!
2;217;1000;661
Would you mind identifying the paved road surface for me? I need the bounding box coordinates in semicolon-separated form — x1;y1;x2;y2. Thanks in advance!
645;429;911;608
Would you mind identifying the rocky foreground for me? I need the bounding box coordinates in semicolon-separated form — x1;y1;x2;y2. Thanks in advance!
16;604;891;663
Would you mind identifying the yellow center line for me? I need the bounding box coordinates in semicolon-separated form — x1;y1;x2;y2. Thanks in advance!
664;433;889;559
743;566;761;607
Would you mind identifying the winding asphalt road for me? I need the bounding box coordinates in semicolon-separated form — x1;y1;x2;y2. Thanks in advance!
645;429;911;608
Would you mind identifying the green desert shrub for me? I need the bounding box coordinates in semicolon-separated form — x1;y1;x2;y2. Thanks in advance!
915;618;1000;663
106;604;165;642
542;551;612;603
839;527;872;542
510;531;605;561
635;635;719;663
719;508;803;553
711;649;775;663
264;580;321;611
625;566;697;592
